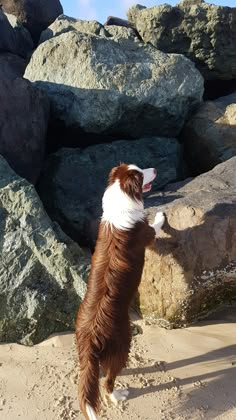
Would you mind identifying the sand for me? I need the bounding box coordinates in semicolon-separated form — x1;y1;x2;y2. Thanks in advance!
0;306;235;420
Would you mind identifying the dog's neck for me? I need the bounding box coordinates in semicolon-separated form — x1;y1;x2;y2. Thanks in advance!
101;180;144;230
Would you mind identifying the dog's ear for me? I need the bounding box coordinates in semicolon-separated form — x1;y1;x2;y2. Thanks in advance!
124;170;143;201
108;166;119;184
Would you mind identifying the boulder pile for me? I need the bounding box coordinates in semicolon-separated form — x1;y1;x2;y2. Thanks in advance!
0;0;235;343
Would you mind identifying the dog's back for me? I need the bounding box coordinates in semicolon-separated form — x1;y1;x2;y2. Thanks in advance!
76;164;164;419
76;219;155;418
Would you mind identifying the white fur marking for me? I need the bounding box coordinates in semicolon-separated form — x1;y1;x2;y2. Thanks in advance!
102;180;144;230
86;404;98;420
128;164;142;173
128;165;156;188
151;211;165;236
109;389;130;405
142;168;156;186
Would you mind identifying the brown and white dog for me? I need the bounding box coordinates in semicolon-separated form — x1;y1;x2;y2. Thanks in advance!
76;164;165;420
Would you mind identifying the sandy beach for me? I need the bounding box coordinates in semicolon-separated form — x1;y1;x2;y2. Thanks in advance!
0;306;235;420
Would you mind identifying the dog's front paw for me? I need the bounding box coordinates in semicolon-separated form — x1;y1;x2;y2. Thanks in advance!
154;211;165;228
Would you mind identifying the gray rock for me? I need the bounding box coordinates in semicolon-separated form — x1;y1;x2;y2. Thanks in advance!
127;1;236;80
105;16;133;27
0;78;49;184
0;10;33;58
139;157;236;326
0;52;26;78
0;155;89;345
182;93;236;174
38;137;184;246
1;0;63;43
24;30;203;140
0;9;15;52
104;24;138;41
39;14;107;44
127;4;146;25
5;12;34;57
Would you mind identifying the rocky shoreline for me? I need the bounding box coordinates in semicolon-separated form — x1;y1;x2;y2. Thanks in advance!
0;0;235;344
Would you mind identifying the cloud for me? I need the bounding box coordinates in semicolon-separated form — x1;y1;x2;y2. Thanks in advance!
76;0;98;20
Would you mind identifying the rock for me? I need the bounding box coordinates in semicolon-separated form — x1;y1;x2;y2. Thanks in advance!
139;157;236;326
38;137;184;246
105;15;136;30
4;12;34;57
39;14;107;44
182;93;236;174
0;9;15;52
0;52;26;79
0;0;63;43
127;4;146;25
24;30;203;140
0;156;90;345
104;16;141;39
104;24;138;41
0;78;49;184
0;10;33;58
204;79;236;101
127;2;236;80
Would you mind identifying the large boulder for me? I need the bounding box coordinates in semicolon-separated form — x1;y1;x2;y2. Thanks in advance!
0;10;33;58
127;0;236;80
139;157;236;326
0;52;26;79
0;9;15;52
4;12;34;57
39;14;107;44
182;93;236;174
0;78;49;184
0;156;89;345
0;0;63;43
24;29;203;140
38;137;184;246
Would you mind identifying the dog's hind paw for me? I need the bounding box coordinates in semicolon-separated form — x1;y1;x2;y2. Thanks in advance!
109;389;129;405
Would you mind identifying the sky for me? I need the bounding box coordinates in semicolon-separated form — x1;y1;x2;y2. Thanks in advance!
60;0;235;24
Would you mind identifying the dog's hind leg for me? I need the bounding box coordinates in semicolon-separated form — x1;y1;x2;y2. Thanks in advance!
103;355;129;405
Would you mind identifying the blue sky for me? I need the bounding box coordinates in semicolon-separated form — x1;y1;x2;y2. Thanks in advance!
60;0;235;24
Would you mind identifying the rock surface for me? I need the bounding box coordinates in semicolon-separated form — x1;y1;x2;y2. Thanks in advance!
4;12;34;57
0;9;16;52
0;0;63;43
127;1;236;80
38;137;184;246
0;10;33;58
0;78;49;184
24;29;203;140
104;24;137;40
139;157;236;326
104;16;139;39
183;93;236;174
0;52;26;79
39;14;107;44
0;156;89;345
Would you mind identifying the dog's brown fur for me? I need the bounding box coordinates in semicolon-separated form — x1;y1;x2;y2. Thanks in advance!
76;164;156;419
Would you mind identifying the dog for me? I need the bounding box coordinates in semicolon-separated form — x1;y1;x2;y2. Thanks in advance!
76;163;165;420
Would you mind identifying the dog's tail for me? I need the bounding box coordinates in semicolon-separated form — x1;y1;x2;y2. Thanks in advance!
78;345;100;420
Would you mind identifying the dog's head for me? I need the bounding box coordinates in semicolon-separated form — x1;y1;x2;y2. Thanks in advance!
102;164;157;229
108;164;157;201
